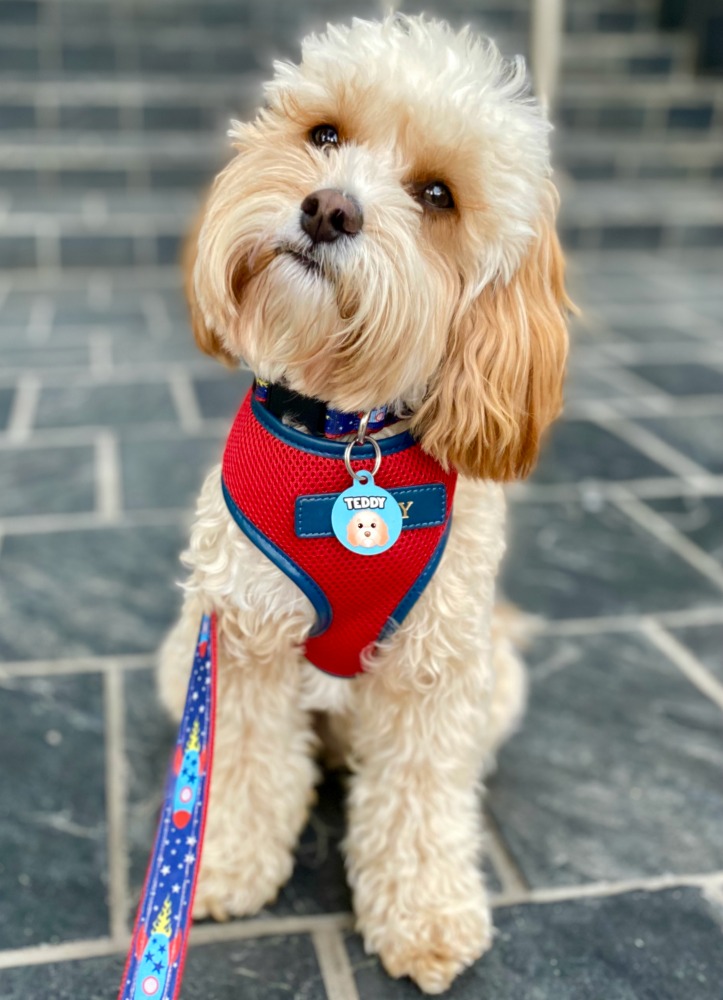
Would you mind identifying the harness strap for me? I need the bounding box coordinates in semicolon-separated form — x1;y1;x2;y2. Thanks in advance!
118;614;217;1000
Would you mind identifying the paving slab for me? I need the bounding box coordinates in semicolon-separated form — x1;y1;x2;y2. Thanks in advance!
345;887;723;999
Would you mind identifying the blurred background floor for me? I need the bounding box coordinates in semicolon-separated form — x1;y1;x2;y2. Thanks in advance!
0;0;722;997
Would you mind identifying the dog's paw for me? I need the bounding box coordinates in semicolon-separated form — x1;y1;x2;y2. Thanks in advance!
367;897;493;994
192;848;293;922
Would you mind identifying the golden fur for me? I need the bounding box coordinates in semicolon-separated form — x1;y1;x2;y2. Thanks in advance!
160;15;569;994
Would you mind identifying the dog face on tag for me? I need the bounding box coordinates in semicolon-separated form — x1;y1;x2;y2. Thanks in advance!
347;511;390;549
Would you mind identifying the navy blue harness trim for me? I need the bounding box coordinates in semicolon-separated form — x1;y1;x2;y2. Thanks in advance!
222;399;453;664
251;394;415;459
379;518;452;642
221;478;332;638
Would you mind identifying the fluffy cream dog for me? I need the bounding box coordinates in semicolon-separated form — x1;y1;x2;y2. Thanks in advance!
347;510;390;548
159;14;568;994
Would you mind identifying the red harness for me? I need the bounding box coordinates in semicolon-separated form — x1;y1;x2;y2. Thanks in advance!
221;390;457;678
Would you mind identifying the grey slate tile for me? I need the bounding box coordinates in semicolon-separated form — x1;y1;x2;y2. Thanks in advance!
0;524;185;660
35;381;177;429
637;414;723;475
606;321;699;344
629;363;723;397
669;623;723;684
108;327;202;366
488;631;723;886
502;499;722;619
668;103;715;130
0;934;327;1000
600;224;663;250
646;495;723;561
193;371;254;420
0;387;14;430
0;235;36;269
0;104;35;128
0;673;108;949
120;434;223;510
345;887;723;999
58;105;121;131
60;235;136;269
532;420;670;484
0;445;96;517
0;341;90;370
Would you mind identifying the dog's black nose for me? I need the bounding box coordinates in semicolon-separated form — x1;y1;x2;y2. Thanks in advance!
300;188;363;244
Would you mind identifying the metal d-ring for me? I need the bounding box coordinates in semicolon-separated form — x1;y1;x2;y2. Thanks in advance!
355;411;371;445
344;434;382;481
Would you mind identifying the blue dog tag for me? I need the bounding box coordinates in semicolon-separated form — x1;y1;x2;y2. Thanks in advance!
331;472;402;555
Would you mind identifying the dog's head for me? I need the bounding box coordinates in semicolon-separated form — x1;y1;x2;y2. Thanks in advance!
347;511;390;549
189;15;569;480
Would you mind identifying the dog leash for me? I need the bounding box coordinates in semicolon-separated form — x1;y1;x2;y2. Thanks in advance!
117;613;217;1000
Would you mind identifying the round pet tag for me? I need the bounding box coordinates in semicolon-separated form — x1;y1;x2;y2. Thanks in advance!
331;471;402;556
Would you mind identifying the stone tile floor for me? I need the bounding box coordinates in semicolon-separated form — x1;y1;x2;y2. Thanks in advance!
0;248;722;998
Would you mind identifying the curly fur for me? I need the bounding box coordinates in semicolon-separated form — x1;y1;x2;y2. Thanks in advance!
159;14;568;994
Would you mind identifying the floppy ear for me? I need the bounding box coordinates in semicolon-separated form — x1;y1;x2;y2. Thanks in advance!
377;517;389;546
347;518;360;547
412;188;570;481
183;206;237;367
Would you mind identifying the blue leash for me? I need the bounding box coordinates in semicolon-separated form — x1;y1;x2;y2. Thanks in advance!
118;614;217;1000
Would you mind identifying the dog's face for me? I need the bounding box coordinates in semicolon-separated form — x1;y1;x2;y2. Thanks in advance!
190;15;569;480
347;512;390;549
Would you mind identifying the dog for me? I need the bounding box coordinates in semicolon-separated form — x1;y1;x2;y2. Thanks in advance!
347;510;390;548
158;14;569;994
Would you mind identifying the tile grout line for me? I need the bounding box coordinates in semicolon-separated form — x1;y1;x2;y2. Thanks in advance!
0;914;355;974
0;507;188;536
26;295;54;346
491;870;723;908
0;654;155;678
5;373;40;443
0;418;228;450
528;605;723;637
89;330;115;380
168;367;204;432
484;809;529;895
612;492;723;591
568;395;723;421
95;430;123;523
642;618;723;713
188;912;355;947
0;938;120;972
590;366;679;412
594;416;710;479
104;666;131;945
312;928;361;1000
3;871;722;974
509;475;723;505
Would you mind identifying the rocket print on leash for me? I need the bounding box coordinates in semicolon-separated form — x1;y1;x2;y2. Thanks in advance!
131;899;182;999
172;721;207;830
118;614;216;1000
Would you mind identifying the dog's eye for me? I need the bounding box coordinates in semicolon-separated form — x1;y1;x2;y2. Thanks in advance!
419;181;454;211
371;522;376;528
310;124;339;149
358;522;363;529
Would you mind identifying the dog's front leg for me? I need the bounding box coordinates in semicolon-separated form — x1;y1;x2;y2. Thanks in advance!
346;652;493;994
191;605;318;921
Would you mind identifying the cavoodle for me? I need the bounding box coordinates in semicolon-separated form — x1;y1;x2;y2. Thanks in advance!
159;14;568;994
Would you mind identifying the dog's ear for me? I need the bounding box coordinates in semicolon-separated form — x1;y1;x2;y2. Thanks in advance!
377;518;389;546
347;518;359;546
412;189;570;481
183;207;237;367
